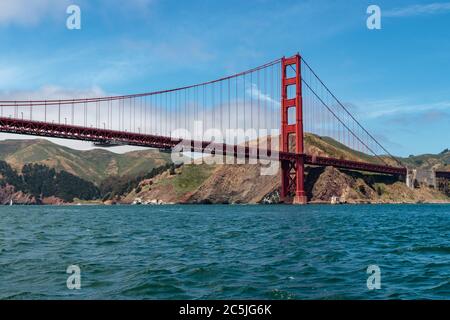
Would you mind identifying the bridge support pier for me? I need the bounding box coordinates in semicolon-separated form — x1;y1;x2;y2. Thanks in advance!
405;169;416;189
280;54;307;204
293;158;307;205
281;158;307;204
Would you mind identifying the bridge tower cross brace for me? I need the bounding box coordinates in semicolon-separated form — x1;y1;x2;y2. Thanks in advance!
280;54;307;204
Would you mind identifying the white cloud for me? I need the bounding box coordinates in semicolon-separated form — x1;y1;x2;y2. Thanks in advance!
357;98;450;119
0;85;151;153
384;2;450;17
0;85;105;101
0;0;158;26
0;0;71;26
0;82;282;152
247;83;280;108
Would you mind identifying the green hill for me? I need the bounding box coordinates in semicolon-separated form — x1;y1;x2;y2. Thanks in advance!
304;134;381;163
305;134;449;170
0;139;171;185
400;149;450;171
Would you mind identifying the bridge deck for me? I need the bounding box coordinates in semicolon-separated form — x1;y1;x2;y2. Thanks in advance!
0;117;407;176
436;171;450;179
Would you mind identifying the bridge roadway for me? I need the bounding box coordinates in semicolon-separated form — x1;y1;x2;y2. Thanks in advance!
0;117;407;176
436;171;450;179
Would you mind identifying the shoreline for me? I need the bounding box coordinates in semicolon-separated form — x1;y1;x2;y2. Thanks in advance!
4;201;450;206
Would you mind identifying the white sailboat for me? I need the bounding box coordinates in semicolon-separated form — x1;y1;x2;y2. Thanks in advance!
9;199;13;206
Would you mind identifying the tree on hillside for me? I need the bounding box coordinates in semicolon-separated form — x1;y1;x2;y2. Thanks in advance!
0;162;100;202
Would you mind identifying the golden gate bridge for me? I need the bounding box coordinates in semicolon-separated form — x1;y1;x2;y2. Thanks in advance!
0;54;417;204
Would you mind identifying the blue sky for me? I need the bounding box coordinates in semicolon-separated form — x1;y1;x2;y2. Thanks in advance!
0;0;449;156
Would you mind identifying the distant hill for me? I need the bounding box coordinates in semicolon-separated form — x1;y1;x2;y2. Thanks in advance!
400;149;450;171
0;139;172;185
0;160;99;205
306;134;449;170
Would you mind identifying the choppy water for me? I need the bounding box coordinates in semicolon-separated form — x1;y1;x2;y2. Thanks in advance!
0;205;449;300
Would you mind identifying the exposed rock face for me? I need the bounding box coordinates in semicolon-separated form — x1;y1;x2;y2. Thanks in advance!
0;184;68;205
308;166;354;202
187;164;279;204
99;134;447;205
261;189;281;204
41;196;66;205
122;170;180;204
305;166;382;203
0;184;36;205
305;166;449;204
124;162;450;205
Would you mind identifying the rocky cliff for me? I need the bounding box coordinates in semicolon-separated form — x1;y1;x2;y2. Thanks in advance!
124;163;449;205
120;134;449;205
0;184;36;205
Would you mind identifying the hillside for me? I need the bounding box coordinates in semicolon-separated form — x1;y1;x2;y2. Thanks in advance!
123;163;449;205
0;161;99;205
0;136;448;205
400;149;450;171
122;134;450;204
0;139;171;184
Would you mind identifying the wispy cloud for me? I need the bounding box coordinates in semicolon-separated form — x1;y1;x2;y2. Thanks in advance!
359;98;450;155
0;85;105;101
0;0;156;26
0;0;70;26
386;109;450;125
0;85;154;153
384;2;450;18
246;83;280;108
359;99;450;119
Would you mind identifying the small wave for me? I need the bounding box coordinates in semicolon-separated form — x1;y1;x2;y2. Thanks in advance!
409;246;450;254
1;291;50;300
392;245;450;255
424;261;450;268
218;230;247;239
2;205;450;300
120;282;185;297
269;289;297;300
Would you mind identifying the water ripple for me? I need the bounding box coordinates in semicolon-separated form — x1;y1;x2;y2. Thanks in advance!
0;204;449;299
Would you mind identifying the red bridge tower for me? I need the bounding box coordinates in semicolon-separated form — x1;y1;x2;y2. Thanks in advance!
280;54;307;204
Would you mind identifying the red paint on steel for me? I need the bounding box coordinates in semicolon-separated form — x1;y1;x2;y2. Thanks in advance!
0;116;406;176
280;54;307;204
